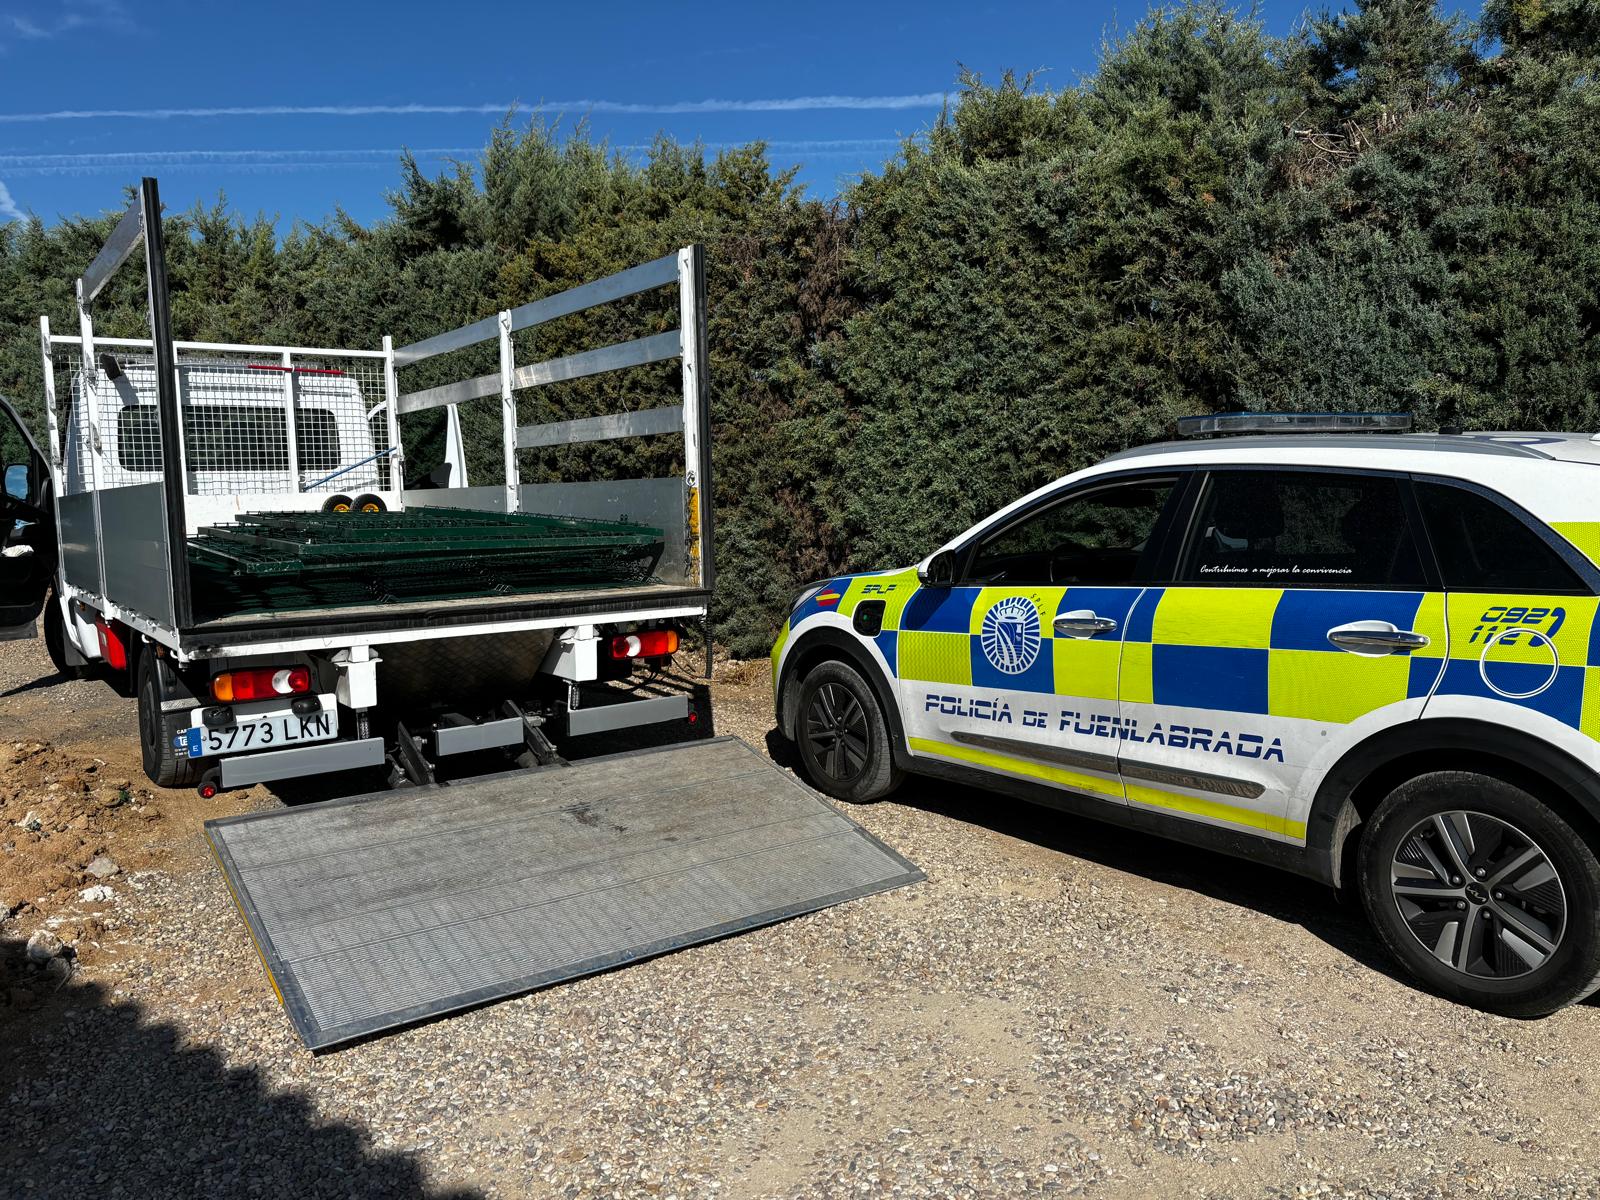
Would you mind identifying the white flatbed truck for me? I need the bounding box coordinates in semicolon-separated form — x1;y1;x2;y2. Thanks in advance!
1;178;718;795
0;179;921;1050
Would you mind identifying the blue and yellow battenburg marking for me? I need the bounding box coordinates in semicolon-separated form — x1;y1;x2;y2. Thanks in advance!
886;585;1451;722
774;570;1600;838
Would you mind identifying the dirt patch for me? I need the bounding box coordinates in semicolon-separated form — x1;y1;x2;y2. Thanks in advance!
0;635;270;1017
0;739;164;916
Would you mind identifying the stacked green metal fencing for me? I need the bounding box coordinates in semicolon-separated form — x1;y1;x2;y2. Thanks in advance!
188;506;666;619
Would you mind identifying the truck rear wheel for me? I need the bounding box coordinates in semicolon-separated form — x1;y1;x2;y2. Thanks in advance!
792;660;902;804
138;649;200;789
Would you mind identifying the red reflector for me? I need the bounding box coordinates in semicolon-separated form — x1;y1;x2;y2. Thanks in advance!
608;629;680;659
815;591;842;606
95;619;128;671
212;665;312;703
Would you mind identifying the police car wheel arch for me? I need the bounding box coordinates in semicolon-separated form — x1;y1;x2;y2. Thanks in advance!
779;626;910;762
1357;770;1600;1015
1306;717;1600;888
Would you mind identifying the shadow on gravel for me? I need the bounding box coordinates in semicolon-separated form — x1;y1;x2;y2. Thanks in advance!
0;675;67;699
0;935;481;1199
895;777;1405;983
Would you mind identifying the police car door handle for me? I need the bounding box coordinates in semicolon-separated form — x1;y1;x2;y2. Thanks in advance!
1054;610;1118;637
1326;620;1430;655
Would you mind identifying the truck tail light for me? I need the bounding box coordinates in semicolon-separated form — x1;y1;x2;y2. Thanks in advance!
609;629;679;659
211;666;312;703
94;618;128;671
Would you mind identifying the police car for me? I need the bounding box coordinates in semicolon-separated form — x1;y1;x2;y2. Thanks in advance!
772;413;1600;1016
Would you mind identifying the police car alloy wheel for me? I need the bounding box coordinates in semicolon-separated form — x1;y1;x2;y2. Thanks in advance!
1358;771;1600;1017
794;660;902;804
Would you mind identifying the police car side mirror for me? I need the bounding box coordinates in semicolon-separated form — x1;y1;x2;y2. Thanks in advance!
918;550;957;588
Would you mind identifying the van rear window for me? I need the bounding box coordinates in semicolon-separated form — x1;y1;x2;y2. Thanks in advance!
116;405;339;475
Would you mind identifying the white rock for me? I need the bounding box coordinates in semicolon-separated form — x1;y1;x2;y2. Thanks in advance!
79;885;114;903
18;810;42;832
85;854;119;878
25;929;64;963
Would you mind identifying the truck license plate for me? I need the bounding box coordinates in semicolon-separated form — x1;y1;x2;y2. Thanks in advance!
183;707;339;758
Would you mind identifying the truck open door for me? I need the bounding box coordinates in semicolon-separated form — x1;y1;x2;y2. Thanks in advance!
0;394;54;641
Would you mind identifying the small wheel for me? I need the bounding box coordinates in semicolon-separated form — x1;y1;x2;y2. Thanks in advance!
352;493;386;513
42;591;89;680
791;659;902;804
1358;770;1600;1017
322;493;354;513
137;650;200;789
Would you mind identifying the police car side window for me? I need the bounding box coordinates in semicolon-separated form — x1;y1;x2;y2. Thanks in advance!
1415;482;1585;593
1179;470;1427;589
966;477;1175;586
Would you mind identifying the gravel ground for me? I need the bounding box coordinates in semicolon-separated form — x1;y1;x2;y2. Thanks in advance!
5;636;1600;1198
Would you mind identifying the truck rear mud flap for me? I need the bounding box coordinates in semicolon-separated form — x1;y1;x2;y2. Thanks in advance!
204;737;922;1051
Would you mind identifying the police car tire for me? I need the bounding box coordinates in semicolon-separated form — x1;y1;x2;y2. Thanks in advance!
1358;771;1600;1018
793;659;902;804
137;650;200;790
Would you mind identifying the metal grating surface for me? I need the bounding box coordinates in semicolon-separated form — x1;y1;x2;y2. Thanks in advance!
54;348;390;499
205;737;922;1050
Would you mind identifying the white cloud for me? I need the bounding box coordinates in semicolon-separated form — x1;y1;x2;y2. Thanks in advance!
2;0;129;47
0;180;25;222
6;16;50;38
0;94;946;123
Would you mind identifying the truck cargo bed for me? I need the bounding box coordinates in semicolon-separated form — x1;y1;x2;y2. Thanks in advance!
188;506;666;621
205;737;923;1051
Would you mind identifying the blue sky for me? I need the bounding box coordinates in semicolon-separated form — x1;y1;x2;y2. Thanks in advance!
0;0;1331;230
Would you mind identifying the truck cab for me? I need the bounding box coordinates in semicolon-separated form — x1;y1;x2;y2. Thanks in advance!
0;393;55;640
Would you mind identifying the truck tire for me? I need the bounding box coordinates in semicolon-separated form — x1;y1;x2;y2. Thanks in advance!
137;649;200;789
791;659;902;804
1358;770;1600;1017
42;591;89;681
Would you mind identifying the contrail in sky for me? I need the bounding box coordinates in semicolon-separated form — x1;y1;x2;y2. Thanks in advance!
0;140;907;175
0;95;946;123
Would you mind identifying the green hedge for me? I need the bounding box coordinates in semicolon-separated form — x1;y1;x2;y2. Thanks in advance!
3;1;1597;656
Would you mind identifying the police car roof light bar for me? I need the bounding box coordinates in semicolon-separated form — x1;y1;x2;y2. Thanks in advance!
1176;411;1413;439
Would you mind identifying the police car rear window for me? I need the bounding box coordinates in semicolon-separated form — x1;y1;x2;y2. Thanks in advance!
1180;470;1427;589
1416;482;1585;593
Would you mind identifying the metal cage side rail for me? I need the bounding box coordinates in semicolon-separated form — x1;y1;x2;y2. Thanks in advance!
391;246;714;593
36;182;402;649
37;180;195;636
